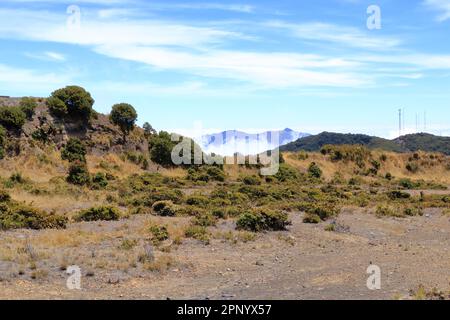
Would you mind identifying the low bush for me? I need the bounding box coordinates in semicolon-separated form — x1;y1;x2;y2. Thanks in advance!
67;161;90;185
61;138;87;163
236;209;290;232
184;225;210;244
274;164;299;182
91;172;108;189
0;125;5;159
186;195;210;207
0;105;26;130
0;202;67;230
19;97;37;119
302;213;321;224
187;166;225;182
192;212;217;227
75;206;121;222
406;162;419;173
404;206;423;217
241;175;261;186
375;205;404;218
149;225;170;245
152;201;176;217
308;162;323;179
387;190;411;200
304;204;340;221
0;189;11;202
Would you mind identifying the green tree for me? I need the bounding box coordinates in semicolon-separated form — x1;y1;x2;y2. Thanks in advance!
0;105;26;130
48;86;95;119
110;103;138;141
0;125;6;159
19;97;37;120
143;122;157;137
149;134;174;167
61;138;87;163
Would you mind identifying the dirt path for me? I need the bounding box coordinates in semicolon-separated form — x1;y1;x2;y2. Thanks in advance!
0;208;449;300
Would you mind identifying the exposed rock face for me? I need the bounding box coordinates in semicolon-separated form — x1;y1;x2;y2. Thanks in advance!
0;97;148;158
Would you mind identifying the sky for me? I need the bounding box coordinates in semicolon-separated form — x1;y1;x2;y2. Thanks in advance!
0;0;450;138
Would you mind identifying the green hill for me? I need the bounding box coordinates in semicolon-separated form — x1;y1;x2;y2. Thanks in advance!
280;132;450;155
394;133;450;155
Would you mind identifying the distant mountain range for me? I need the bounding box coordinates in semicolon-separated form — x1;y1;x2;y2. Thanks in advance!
199;128;310;156
280;132;450;155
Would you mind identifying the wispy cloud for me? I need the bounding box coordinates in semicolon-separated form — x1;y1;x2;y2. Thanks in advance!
24;51;66;62
266;21;401;50
0;5;449;91
0;64;71;94
423;0;450;21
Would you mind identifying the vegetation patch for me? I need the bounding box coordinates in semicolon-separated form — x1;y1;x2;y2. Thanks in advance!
152;201;176;217
75;206;121;222
236;209;290;232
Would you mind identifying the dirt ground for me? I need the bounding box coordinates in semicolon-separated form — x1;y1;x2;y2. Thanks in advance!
0;205;449;300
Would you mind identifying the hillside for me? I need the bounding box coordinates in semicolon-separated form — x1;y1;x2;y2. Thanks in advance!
395;133;450;155
0;96;148;158
280;131;450;155
280;132;404;153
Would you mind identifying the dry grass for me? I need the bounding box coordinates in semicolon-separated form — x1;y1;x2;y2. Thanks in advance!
285;151;450;183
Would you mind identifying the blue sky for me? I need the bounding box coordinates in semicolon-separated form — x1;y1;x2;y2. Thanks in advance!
0;0;450;138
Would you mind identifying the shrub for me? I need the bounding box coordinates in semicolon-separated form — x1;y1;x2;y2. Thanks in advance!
406;162;419;173
274;164;299;182
66;161;90;185
0;124;5;159
0;189;10;202
0;105;26;129
387;190;411;200
404;206;423;217
31;125;58;143
184;225;210;244
149;132;175;167
110;103;138;140
61;138;87;163
186;195;210;207
308;162;323;179
48;86;95;119
192;212;217;227
236;209;290;232
205;166;225;182
0;203;67;230
187;166;225;182
149;225;169;245
91;172;108;189
398;178;416;189
9;172;26;184
375;205;404;218
296;151;309;160
304;204;339;221
75;206;121;222
19;97;37;119
212;208;226;219
385;172;393;181
152;201;176;217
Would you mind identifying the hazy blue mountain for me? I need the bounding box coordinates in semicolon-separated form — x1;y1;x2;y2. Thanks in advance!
199;128;310;156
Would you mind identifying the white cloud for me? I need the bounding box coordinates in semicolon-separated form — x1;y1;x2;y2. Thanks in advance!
25;51;66;61
94;45;370;88
266;21;401;49
1;6;449;91
424;0;450;21
0;64;71;93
